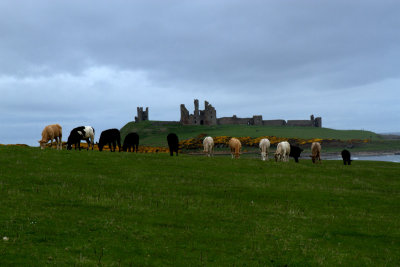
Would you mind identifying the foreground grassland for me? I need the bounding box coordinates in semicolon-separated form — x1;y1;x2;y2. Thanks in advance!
1;147;399;266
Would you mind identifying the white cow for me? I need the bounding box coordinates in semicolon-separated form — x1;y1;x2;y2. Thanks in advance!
311;142;322;164
274;141;290;162
259;138;270;161
203;136;214;157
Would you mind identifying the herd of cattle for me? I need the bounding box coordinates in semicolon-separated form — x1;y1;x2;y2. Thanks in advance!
38;124;352;165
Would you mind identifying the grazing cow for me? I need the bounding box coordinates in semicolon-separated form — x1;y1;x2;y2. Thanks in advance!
203;136;214;157
98;129;121;152
311;142;322;163
274;141;290;162
259;138;270;161
341;149;352;165
123;132;139;152
38;124;62;150
66;126;95;151
229;138;242;159
289;144;304;163
167;133;179;156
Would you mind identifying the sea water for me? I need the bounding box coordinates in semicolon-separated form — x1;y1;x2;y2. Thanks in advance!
330;154;400;163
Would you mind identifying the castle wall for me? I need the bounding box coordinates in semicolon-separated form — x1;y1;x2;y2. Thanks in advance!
179;99;322;127
314;117;322;127
180;104;190;124
217;116;253;125
262;120;287;126
253;115;263;125
286;120;313;127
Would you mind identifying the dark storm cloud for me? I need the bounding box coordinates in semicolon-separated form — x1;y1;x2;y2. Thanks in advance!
2;0;400;87
1;0;399;145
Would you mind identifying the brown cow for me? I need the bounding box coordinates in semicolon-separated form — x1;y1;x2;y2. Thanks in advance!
229;138;242;159
310;142;321;163
38;124;63;150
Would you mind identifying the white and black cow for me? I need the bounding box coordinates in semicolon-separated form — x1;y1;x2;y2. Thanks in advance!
66;126;95;150
98;128;121;152
167;133;179;156
123;132;139;152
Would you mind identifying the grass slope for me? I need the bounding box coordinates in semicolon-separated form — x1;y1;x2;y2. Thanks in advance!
120;121;381;147
1;146;399;265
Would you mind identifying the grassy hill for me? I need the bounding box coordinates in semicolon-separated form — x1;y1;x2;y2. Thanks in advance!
0;146;399;265
120;121;381;147
119;121;400;154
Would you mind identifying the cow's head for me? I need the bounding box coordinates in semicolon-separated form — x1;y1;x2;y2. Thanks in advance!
66;143;72;150
310;155;316;163
274;153;280;162
98;143;104;152
38;140;46;150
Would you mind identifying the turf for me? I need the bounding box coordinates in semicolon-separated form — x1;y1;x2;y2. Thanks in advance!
0;146;399;266
120;121;382;146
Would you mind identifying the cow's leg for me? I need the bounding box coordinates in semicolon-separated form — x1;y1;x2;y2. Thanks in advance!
111;142;115;152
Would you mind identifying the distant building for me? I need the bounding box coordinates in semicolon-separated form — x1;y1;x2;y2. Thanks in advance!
135;107;149;122
180;99;217;125
180;99;322;127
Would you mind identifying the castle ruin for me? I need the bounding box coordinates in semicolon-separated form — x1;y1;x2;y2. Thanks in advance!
180;99;322;127
180;99;217;125
135;107;149;122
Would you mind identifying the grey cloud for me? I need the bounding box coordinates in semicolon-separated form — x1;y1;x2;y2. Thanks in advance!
1;0;400;145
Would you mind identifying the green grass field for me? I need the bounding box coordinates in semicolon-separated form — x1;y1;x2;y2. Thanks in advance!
120;121;382;146
120;121;400;154
1;146;399;265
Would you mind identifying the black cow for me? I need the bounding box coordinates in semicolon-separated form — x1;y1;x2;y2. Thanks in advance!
66;126;95;150
341;149;352;165
123;132;139;152
98;128;121;152
289;145;303;163
167;133;179;156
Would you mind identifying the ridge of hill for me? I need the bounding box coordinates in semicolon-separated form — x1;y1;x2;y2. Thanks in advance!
120;121;381;147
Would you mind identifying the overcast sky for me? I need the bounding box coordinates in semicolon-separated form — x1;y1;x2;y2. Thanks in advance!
1;0;399;145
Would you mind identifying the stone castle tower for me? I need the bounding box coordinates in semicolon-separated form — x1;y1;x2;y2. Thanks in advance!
180;99;217;125
135;107;149;122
